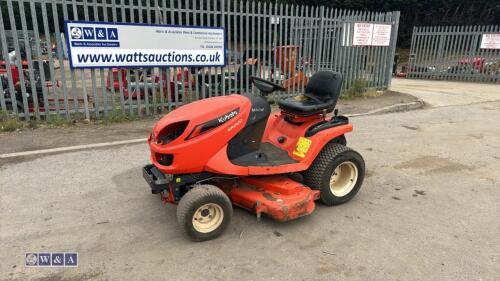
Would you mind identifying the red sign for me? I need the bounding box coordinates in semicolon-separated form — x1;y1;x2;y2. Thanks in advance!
353;23;373;46
480;34;500;49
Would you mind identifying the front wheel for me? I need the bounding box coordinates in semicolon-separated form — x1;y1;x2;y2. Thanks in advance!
176;184;233;241
303;143;365;206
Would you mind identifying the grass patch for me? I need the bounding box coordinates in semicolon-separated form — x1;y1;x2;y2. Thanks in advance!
103;109;133;124
0;111;25;132
0;112;75;132
341;79;369;99
0;107;161;133
46;115;74;127
0;118;24;132
340;79;387;100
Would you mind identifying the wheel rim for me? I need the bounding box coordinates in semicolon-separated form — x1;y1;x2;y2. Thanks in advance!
192;203;224;233
329;161;358;197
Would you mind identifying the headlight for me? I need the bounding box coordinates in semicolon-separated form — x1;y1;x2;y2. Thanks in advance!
155;121;189;145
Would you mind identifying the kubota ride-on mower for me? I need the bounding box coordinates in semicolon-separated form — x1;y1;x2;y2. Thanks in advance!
143;71;365;241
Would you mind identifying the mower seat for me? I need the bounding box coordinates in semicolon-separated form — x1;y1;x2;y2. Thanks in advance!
278;71;342;116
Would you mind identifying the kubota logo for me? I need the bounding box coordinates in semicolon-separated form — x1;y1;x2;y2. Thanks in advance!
217;109;239;124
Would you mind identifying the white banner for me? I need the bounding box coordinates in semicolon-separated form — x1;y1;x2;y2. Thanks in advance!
480;33;500;49
352;22;392;47
352;23;373;46
64;21;226;69
372;24;392;46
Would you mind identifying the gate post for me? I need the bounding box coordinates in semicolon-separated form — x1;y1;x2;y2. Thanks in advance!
386;11;400;87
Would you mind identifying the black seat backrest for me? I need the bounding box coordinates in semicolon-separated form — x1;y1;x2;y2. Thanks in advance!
304;71;343;104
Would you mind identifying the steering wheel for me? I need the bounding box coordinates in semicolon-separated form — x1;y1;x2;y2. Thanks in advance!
250;76;285;94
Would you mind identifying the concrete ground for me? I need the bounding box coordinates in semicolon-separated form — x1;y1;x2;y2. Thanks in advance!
391;78;500;107
1;93;499;280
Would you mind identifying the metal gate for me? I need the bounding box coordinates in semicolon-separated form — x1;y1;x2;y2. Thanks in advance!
0;0;400;121
408;25;500;83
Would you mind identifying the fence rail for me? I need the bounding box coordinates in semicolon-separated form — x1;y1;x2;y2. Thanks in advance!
0;0;399;121
408;25;500;83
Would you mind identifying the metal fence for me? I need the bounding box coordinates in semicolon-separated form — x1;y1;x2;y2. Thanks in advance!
407;25;500;83
0;0;400;121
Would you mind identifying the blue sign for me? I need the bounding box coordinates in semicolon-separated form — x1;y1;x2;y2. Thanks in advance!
25;252;78;267
71;41;120;47
107;28;119;40
95;27;107;40
82;27;95;39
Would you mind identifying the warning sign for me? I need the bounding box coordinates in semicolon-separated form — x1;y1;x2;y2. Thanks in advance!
480;34;500;49
352;23;373;46
372;24;392;46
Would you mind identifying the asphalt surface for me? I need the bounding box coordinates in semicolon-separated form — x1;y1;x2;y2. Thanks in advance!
1;101;499;280
391;78;500;107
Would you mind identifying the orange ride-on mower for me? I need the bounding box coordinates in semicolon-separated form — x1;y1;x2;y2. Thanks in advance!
143;71;365;241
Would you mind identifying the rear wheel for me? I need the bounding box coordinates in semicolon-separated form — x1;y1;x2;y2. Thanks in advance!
303;143;365;206
177;184;233;241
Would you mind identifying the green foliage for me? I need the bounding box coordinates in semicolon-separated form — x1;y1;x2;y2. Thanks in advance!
0;111;74;132
104;109;132;124
46;115;74;127
0;119;23;132
0;111;6;122
0;109;155;132
341;79;369;99
0;111;24;132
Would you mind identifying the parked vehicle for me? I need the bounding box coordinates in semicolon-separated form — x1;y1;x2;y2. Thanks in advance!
1;67;62;113
106;68;191;101
143;71;365;241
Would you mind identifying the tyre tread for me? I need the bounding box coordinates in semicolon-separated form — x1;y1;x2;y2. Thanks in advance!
303;143;352;190
176;184;233;241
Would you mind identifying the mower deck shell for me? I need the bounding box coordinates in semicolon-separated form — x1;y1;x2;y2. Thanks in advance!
225;175;320;221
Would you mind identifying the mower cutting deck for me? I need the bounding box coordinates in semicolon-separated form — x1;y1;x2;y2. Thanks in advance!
143;71;365;241
228;176;320;221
